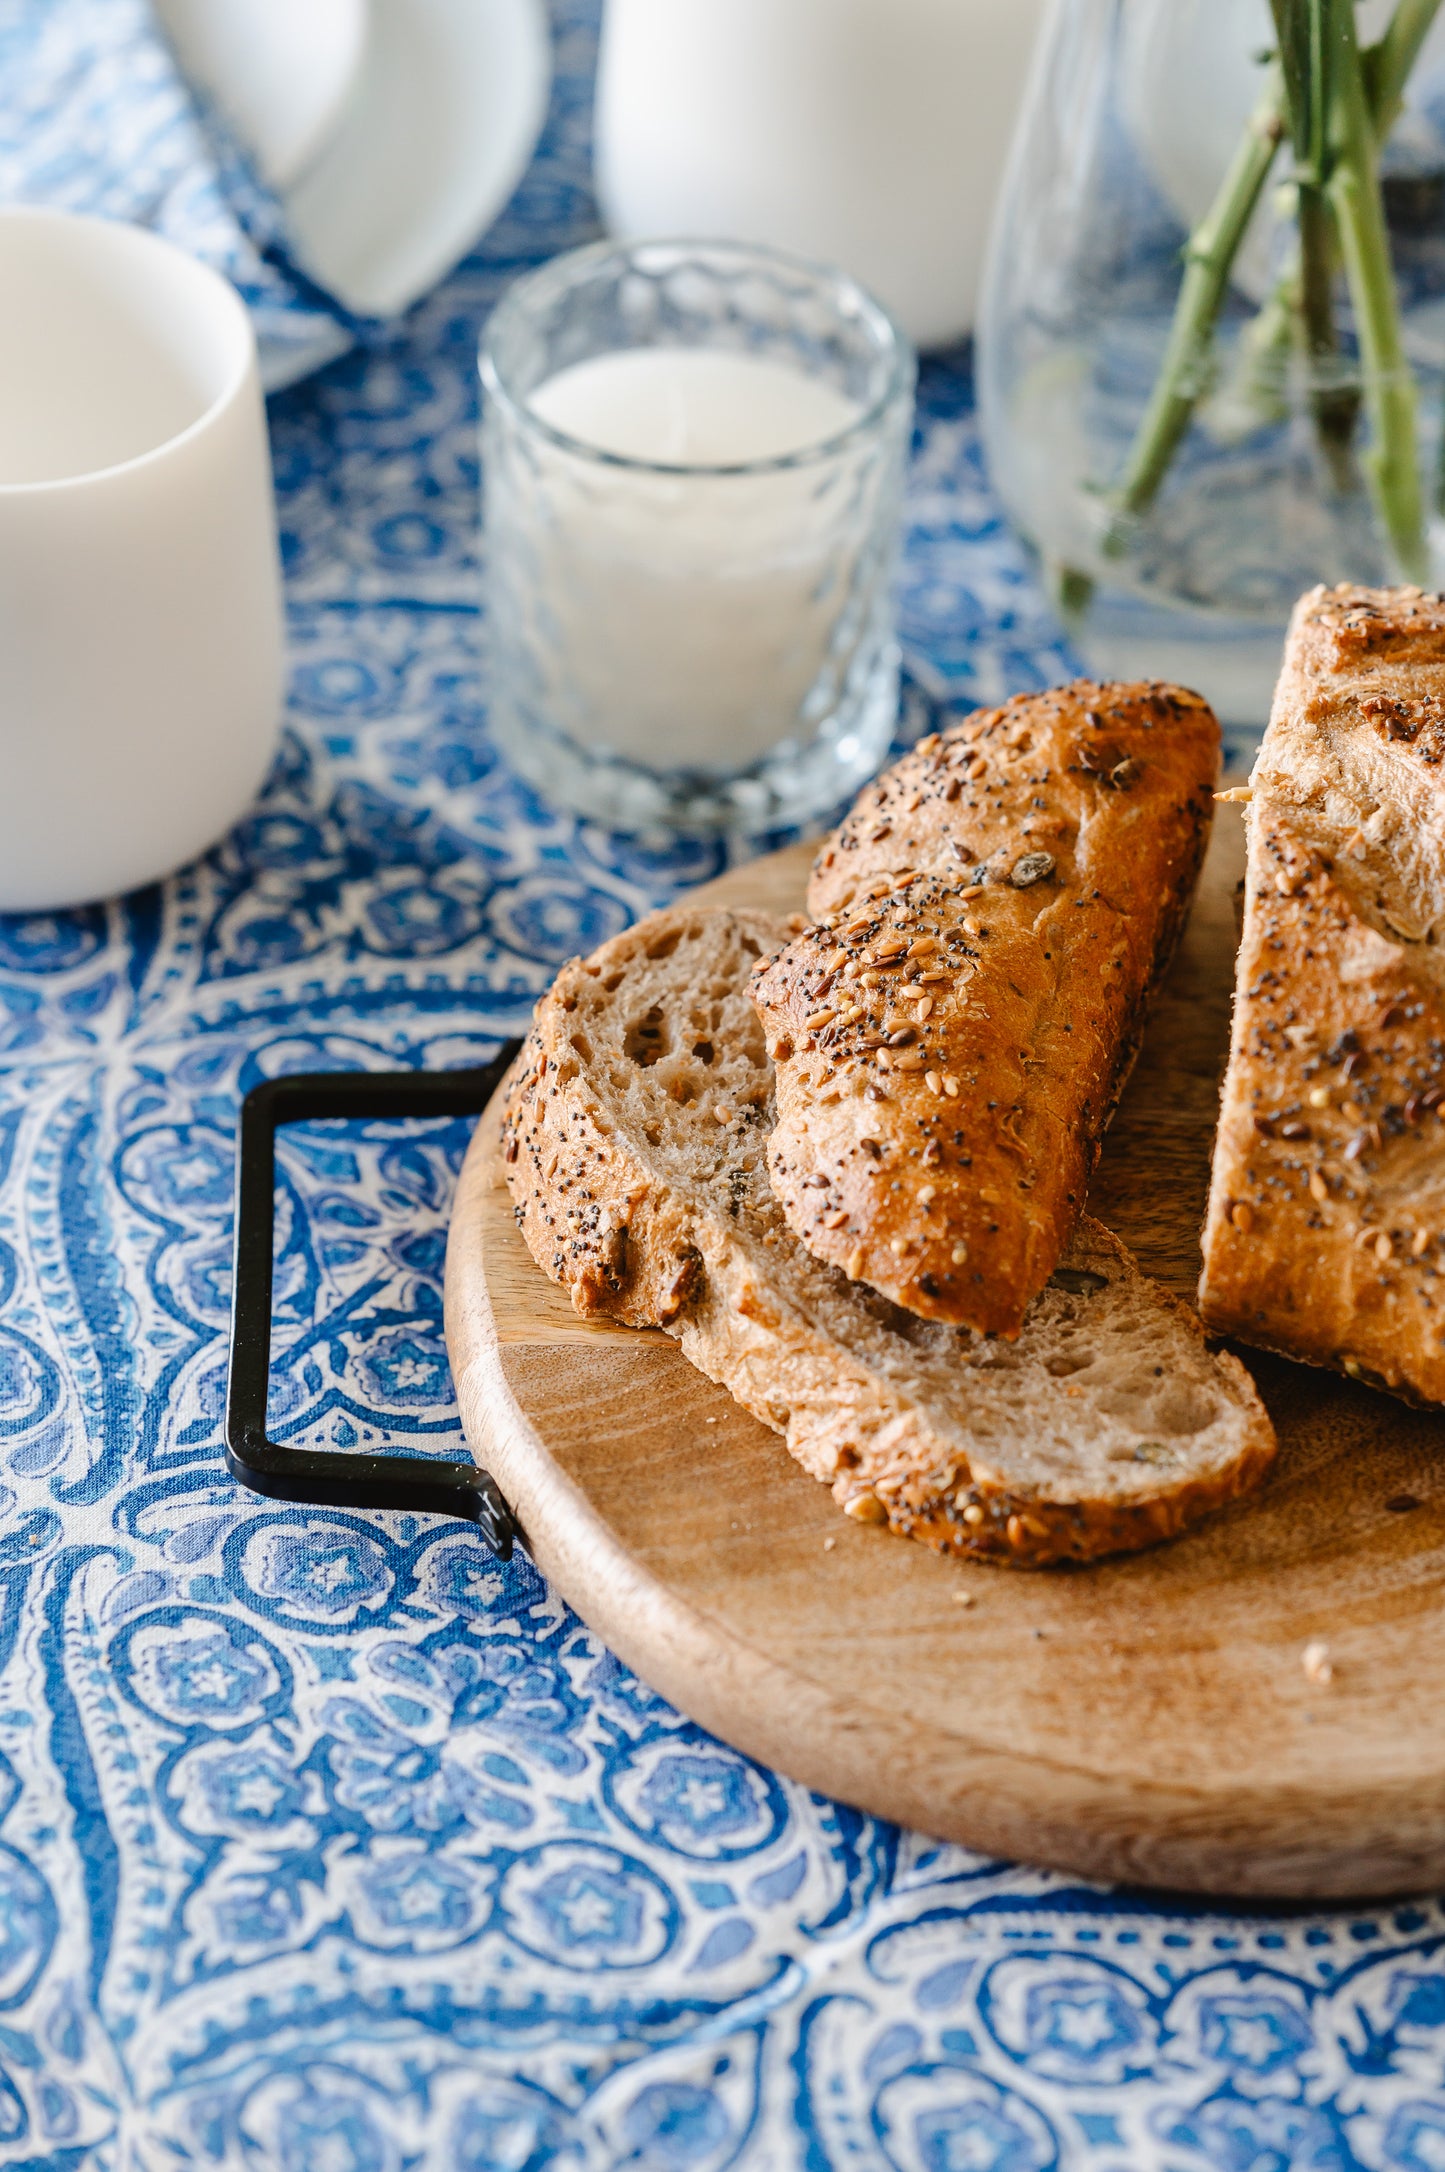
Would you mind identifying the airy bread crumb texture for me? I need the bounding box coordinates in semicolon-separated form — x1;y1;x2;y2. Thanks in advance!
503;905;1276;1567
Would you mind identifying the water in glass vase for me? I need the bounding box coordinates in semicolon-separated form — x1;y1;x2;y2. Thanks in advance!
978;0;1445;732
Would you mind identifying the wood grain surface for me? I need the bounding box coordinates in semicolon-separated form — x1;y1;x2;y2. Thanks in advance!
445;812;1445;1899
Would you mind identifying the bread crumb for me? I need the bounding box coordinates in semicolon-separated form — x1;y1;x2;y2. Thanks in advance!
950;1588;975;1607
822;1536;837;1551
1302;1639;1334;1685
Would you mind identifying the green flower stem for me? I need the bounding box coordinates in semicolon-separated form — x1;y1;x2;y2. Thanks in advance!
1104;86;1286;543
1231;0;1438;476
1223;272;1297;434
1296;180;1359;487
1365;0;1444;133
1324;0;1427;578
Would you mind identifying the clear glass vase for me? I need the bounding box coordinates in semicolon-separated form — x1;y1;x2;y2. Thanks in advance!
978;0;1445;730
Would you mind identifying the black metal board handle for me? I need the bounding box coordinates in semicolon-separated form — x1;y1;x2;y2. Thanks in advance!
225;1046;524;1558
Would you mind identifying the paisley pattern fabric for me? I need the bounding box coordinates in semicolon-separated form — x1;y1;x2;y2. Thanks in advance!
0;2;1440;2164
0;0;358;387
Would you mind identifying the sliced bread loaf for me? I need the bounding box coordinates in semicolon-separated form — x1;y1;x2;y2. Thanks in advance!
752;681;1220;1335
502;904;1276;1567
1200;583;1445;1404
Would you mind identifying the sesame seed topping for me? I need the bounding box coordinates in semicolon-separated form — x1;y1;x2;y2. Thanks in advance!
1011;851;1056;888
844;1492;888;1524
1231;1201;1255;1234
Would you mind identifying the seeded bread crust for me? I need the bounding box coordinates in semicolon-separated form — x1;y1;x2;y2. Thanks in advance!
751;680;1220;1335
1200;584;1445;1405
501;905;1275;1568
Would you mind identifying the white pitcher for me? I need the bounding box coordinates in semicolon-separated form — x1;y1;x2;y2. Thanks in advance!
594;0;1046;352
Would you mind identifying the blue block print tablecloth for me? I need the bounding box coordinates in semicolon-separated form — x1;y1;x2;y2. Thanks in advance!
2;5;1445;2166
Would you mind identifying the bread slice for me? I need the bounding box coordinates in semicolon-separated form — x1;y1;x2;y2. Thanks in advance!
752;681;1220;1335
502;904;1275;1567
1200;583;1445;1405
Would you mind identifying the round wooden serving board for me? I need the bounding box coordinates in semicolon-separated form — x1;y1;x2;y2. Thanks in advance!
445;815;1445;1900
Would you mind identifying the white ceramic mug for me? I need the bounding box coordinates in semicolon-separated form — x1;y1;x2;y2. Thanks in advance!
0;208;285;913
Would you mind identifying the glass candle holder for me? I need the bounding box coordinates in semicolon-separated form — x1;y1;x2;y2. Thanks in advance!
479;237;915;833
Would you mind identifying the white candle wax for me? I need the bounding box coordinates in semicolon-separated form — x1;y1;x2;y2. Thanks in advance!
529;347;861;466
510;346;868;775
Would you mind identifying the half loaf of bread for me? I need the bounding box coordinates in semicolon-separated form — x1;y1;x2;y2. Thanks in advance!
752;681;1220;1335
1200;583;1445;1405
501;904;1275;1566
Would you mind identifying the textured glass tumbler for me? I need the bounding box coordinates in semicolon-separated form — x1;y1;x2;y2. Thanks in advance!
479;238;915;833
